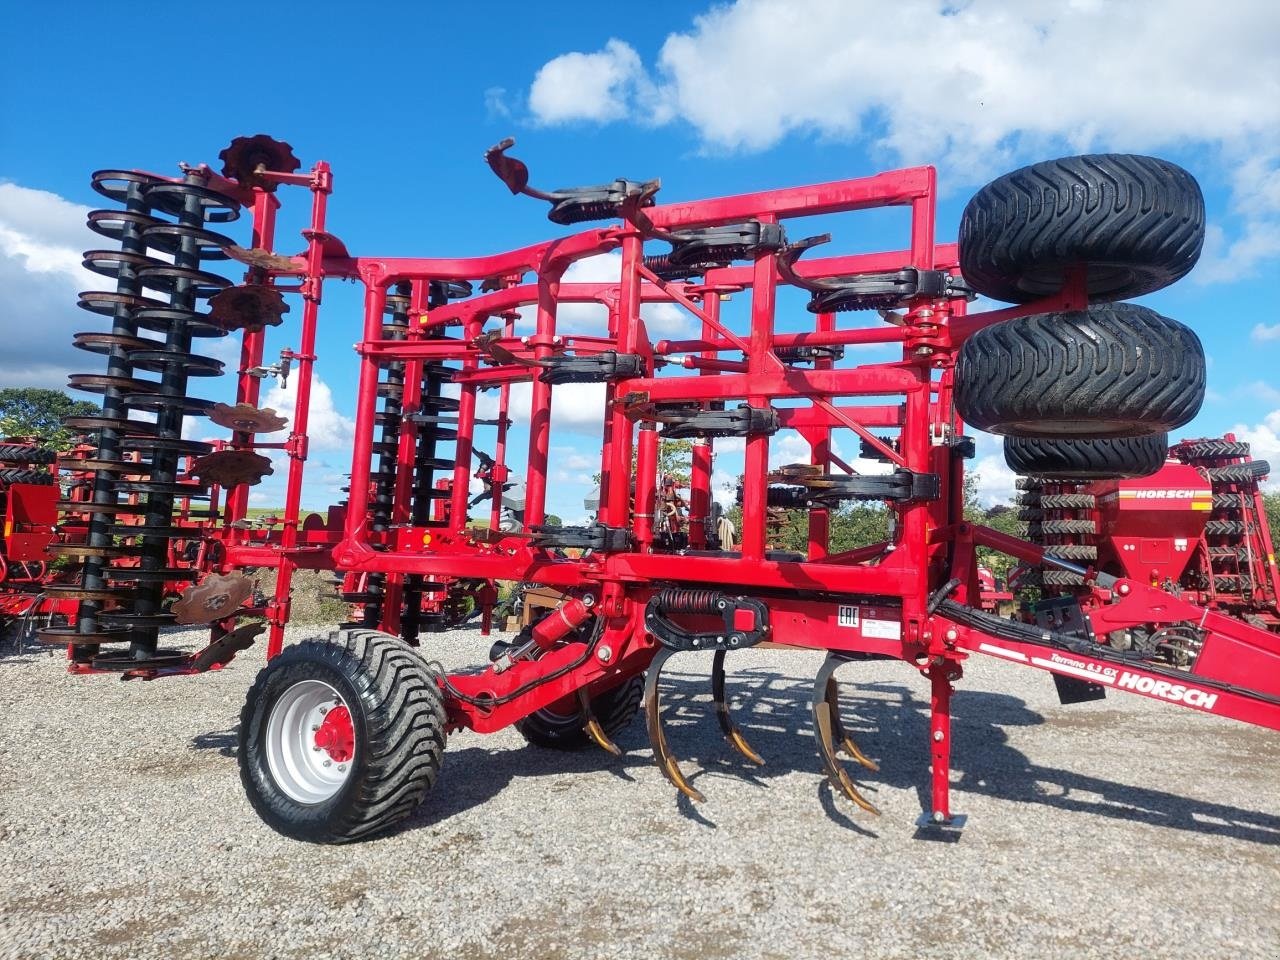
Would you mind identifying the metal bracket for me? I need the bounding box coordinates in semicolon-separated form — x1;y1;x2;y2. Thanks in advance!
538;351;646;385
529;522;633;552
644;589;771;652
659;404;779;440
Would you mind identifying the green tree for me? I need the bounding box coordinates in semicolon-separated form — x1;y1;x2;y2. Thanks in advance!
0;388;98;451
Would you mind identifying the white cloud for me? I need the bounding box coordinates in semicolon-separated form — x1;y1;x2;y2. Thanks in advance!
0;182;98;388
1252;322;1280;343
533;2;1279;160
527;1;1280;280
529;39;668;125
1229;410;1280;489
263;374;354;450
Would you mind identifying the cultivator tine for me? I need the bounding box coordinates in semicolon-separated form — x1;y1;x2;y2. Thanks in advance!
710;650;764;766
812;654;880;815
644;647;706;803
577;688;622;757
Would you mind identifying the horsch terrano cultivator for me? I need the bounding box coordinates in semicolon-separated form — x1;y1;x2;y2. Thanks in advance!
45;135;1280;842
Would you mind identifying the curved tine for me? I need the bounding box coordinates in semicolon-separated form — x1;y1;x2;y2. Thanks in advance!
483;137;557;202
812;653;881;816
711;650;765;766
577;688;623;757
776;233;838;294
644;647;706;803
825;675;879;772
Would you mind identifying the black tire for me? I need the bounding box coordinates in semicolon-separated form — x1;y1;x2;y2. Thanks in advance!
1044;544;1098;560
0;443;55;464
1029;519;1097;535
1178;440;1250;461
959;154;1204;304
1212;493;1242;510
239;628;446;844
515;674;644;751
1017;508;1043;521
1004;434;1168;480
1039;493;1096;510
1204;461;1270;483
956;304;1204;437
1204;520;1245;536
0;468;54;486
1043;570;1087;586
1015;492;1041;506
1015;477;1042;491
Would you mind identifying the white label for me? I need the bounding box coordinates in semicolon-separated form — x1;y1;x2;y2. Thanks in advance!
863;618;901;640
837;605;859;628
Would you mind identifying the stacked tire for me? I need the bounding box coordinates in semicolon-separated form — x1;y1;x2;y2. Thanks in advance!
0;442;56;487
953;154;1206;481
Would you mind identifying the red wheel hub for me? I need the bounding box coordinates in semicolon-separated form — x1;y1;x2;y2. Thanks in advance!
313;704;354;763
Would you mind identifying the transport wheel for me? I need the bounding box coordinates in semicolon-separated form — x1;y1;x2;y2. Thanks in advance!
239;628;446;843
1203;460;1270;483
955;304;1203;437
0;468;55;485
1004;434;1167;480
0;444;55;464
1178;440;1250;460
958;154;1204;303
515;674;644;751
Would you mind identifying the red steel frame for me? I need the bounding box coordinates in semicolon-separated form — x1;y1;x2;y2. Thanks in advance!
64;149;1280;827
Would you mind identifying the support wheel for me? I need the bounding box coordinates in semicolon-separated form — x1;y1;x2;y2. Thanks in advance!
239;628;446;843
955;304;1203;437
1004;434;1168;479
515;674;644;751
959;154;1204;303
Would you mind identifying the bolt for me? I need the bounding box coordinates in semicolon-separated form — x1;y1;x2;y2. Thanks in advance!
311;725;320;732
313;745;321;752
596;645;613;663
933;730;944;742
318;706;328;715
323;760;332;768
338;765;346;773
933;811;945;823
1118;583;1131;595
945;629;957;641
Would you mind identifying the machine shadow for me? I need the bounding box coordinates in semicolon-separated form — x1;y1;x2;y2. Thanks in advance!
193;666;1280;846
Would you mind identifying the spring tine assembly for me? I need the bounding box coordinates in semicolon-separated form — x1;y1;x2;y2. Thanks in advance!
812;653;880;815
710;650;765;766
577;688;623;757
643;647;706;803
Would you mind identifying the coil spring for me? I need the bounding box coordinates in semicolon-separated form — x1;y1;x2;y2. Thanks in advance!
50;169;240;666
655;587;725;616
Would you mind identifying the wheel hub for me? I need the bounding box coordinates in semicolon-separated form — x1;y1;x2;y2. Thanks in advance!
314;704;354;763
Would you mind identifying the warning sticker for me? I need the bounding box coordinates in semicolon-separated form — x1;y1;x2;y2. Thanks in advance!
837;605;859;628
863;618;901;640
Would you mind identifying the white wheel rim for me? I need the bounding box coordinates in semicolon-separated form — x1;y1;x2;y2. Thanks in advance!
265;679;355;804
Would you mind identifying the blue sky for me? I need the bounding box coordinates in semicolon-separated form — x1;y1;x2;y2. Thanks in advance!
1;0;1277;520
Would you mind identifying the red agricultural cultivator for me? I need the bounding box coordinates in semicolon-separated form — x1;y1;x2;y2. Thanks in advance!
44;135;1280;842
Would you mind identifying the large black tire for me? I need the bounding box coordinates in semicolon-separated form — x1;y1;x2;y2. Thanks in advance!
956;304;1203;437
959;154;1204;304
239;629;446;843
0;468;54;486
515;674;644;751
1004;434;1168;480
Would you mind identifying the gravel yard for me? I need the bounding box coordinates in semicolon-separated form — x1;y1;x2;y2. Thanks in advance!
2;625;1278;960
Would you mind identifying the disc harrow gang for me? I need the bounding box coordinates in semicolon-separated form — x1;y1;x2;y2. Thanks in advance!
41;135;1280;846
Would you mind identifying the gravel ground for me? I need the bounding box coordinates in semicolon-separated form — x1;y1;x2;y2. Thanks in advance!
2;624;1278;960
